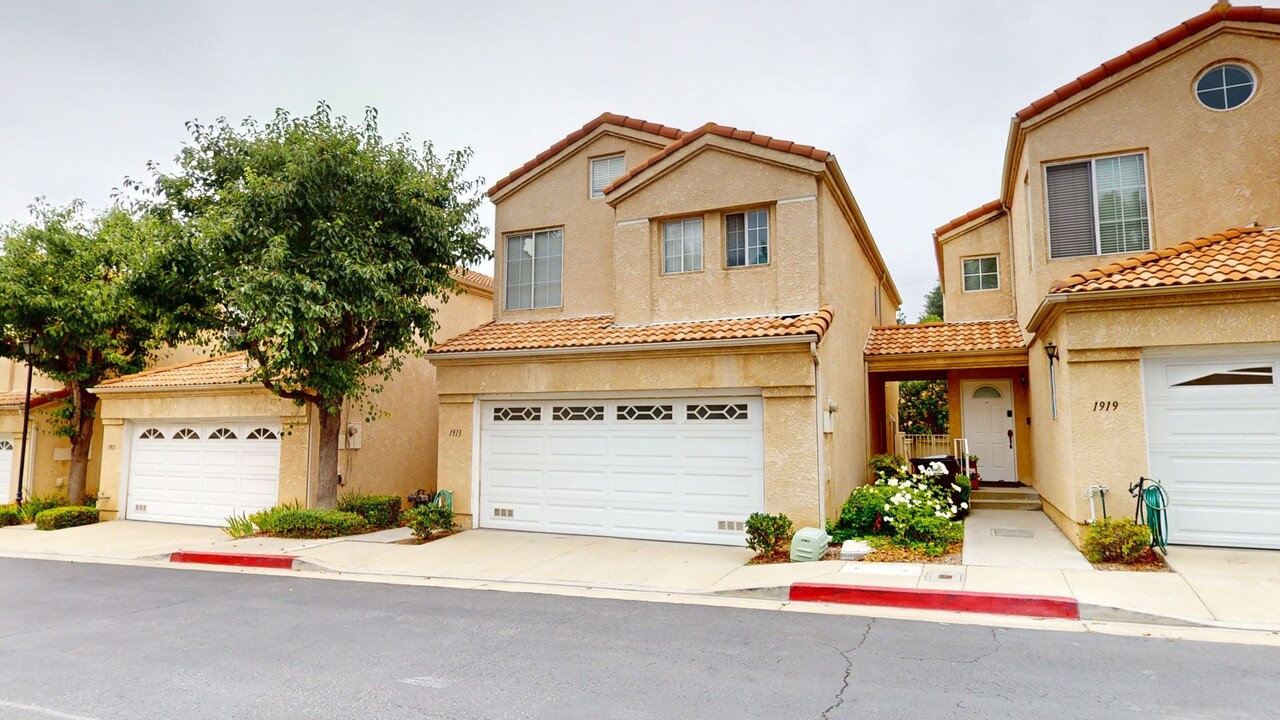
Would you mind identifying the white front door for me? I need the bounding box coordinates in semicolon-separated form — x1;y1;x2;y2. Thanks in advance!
1144;344;1280;549
963;381;1016;483
125;420;282;526
479;395;766;546
0;435;12;503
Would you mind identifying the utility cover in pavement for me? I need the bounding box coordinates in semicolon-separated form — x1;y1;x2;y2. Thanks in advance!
924;570;965;583
991;528;1036;538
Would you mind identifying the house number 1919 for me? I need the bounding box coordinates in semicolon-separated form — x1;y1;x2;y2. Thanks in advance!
1092;401;1119;412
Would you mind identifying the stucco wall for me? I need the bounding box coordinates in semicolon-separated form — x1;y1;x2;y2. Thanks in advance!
1012;26;1280;326
940;216;1016;322
431;345;822;529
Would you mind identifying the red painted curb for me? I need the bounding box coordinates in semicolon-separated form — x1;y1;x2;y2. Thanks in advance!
169;551;297;570
789;583;1080;619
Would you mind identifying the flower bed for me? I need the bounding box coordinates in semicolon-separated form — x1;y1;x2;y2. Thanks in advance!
828;457;968;558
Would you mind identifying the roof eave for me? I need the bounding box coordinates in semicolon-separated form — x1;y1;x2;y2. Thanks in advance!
1027;277;1280;333
90;382;261;396
427;333;821;361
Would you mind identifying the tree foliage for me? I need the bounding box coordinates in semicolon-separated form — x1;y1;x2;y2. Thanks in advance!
0;202;169;503
921;281;944;321
899;281;948;435
132;103;489;506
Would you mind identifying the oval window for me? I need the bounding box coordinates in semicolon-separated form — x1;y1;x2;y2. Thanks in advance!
1195;63;1256;111
972;385;1002;399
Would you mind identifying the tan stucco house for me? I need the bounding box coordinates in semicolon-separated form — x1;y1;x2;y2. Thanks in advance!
29;271;495;526
866;3;1280;550
427;114;900;545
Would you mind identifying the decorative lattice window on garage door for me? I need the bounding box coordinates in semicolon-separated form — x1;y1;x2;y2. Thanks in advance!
617;404;673;421
686;403;749;421
494;406;542;422
247;428;279;440
552;405;604;421
139;428;165;440
0;440;11;451
209;427;238;440
172;428;200;440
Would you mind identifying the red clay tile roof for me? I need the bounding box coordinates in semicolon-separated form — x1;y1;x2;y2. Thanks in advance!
1016;4;1280;122
94;353;253;391
486;113;686;196
934;200;1004;238
603;122;832;195
0;388;70;411
864;320;1026;356
429;307;834;354
454;268;493;290
1050;226;1280;294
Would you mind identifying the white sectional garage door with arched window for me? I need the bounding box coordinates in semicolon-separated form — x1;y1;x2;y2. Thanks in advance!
478;395;765;546
124;420;281;526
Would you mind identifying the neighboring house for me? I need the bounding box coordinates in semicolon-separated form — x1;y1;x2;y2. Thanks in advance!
79;271;494;526
0;362;71;504
428;114;900;545
866;3;1280;550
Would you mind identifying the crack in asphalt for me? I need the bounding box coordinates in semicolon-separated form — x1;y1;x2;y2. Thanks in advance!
876;626;1003;665
819;618;875;719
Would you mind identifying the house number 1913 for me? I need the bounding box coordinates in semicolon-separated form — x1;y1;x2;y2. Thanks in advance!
448;429;463;437
1092;401;1119;412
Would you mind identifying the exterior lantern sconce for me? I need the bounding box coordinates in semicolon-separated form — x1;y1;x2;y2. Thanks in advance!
1044;341;1060;419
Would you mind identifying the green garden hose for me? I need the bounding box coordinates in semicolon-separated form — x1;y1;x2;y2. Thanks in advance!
1130;477;1169;554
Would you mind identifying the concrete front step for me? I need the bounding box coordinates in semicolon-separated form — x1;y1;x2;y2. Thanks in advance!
971;486;1042;510
970;498;1043;511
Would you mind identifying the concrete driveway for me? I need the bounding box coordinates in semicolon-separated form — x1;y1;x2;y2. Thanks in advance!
0;520;226;560
295;529;755;592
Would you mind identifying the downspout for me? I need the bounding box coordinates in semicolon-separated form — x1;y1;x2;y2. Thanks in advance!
811;341;826;524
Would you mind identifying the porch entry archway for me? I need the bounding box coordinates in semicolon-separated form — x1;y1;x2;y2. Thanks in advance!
962;380;1016;484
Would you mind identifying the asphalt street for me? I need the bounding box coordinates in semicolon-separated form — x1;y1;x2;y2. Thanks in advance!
0;558;1277;719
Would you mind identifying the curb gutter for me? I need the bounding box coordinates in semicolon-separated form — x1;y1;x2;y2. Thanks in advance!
790;582;1080;619
169;551;298;570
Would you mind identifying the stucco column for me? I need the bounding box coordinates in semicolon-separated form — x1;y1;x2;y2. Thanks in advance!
762;385;820;528
280;417;310;506
96;418;125;520
436;393;477;527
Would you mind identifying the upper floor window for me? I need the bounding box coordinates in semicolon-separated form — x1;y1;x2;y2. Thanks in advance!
662;218;703;274
1196;63;1256;111
962;256;999;291
1046;153;1149;259
505;229;563;310
726;209;769;267
590;154;625;199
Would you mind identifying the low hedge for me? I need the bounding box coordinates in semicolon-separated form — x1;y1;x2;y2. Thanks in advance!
336;492;402;529
1083;517;1151;563
405;502;456;540
21;493;69;523
35;506;100;531
0;504;22;527
255;508;369;539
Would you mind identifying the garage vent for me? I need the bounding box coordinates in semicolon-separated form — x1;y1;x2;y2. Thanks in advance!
134;504;148;512
717;520;745;532
493;507;514;518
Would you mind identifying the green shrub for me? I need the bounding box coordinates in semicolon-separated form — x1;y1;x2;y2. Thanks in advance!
868;453;909;482
0;504;22;527
1083;517;1152;563
223;512;256;539
828;484;895;542
745;512;794;555
256;508;369;539
20;493;68;523
405;502;456;540
886;504;964;555
34;506;99;531
248;500;301;535
336;490;402;529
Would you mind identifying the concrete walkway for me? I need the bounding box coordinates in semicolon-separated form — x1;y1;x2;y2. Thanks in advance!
3;519;1279;633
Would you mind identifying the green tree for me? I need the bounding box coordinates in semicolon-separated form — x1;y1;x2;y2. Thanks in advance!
135;104;489;507
920;281;944;321
0;202;169;504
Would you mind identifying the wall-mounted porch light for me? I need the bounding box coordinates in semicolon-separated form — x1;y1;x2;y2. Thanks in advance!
1045;341;1060;419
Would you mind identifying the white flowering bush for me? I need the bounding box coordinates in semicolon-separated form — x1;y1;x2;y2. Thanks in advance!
827;461;965;554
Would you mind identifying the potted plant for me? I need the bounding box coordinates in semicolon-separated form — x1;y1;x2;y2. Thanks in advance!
966;454;981;489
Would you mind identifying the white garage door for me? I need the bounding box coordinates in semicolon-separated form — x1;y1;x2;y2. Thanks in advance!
126;421;281;526
1144;345;1280;549
0;434;12;503
480;396;765;546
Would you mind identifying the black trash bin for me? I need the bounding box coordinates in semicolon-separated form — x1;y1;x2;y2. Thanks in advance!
908;454;961;483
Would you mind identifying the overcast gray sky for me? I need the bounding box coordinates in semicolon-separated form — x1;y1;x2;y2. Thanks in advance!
1;0;1210;319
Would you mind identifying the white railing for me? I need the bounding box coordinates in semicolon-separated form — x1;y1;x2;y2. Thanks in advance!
895;433;953;459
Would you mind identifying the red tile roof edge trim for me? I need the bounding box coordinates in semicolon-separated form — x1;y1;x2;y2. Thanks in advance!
1049;226;1263;292
934;199;1004;238
0;388;71;411
1015;5;1280;122
602;123;833;196
93;352;249;388
486;113;686;197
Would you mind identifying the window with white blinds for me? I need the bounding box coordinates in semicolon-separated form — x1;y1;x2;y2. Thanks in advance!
590;154;625;198
1046;153;1149;259
662;218;703;274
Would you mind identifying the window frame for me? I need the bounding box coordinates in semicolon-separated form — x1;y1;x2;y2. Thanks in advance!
1194;62;1257;112
589;154;625;199
961;255;1000;292
1044;151;1152;260
503;227;564;311
661;216;704;275
724;207;771;269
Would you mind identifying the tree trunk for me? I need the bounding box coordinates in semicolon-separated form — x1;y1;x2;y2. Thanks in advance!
315;404;343;509
66;389;97;506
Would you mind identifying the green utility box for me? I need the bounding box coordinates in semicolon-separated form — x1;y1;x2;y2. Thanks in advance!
790;527;830;562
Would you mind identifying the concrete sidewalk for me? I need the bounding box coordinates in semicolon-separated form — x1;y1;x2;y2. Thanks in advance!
3;519;1279;633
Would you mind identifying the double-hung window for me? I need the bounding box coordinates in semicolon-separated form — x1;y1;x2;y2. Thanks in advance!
726;209;769;267
962;256;999;291
662;218;703;274
1046;153;1150;259
505;229;563;310
590;154;625;199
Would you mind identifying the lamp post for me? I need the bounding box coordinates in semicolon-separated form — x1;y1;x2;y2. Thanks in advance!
1044;341;1060;420
15;338;34;506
